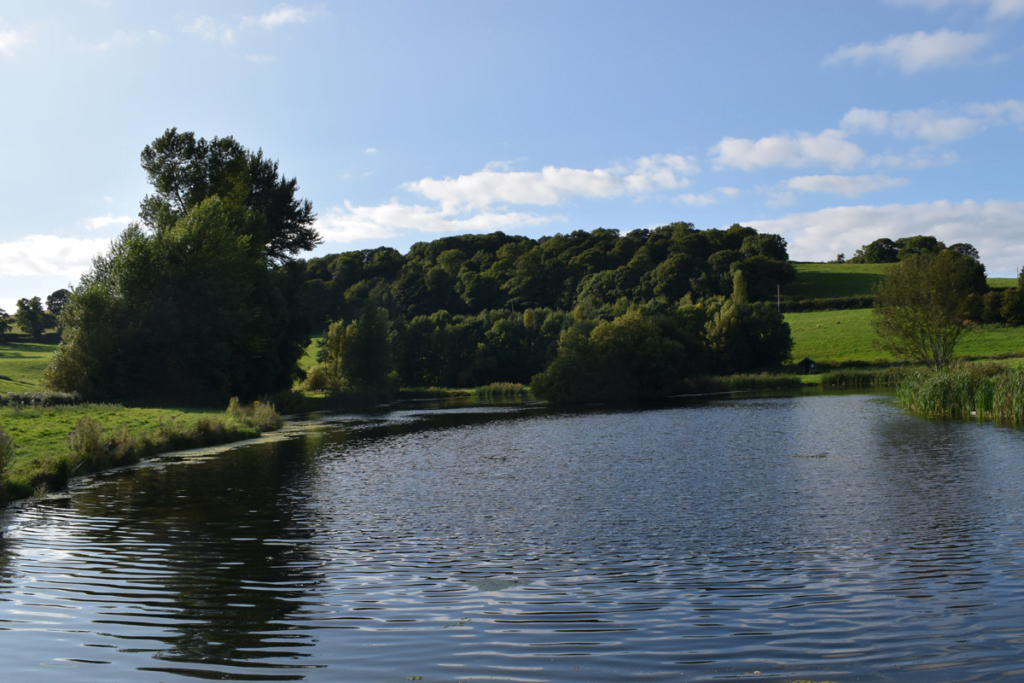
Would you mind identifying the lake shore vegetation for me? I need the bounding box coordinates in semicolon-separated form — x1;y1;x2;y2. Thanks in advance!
897;363;1024;424
0;397;281;504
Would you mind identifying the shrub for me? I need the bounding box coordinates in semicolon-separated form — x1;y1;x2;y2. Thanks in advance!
1000;288;1024;325
65;416;106;468
227;397;282;432
982;290;1005;323
299;365;330;393
0;391;82;408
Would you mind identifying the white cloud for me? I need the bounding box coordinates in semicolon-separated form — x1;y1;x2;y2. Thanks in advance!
316;201;554;243
0;28;30;55
964;99;1024;122
85;214;134;231
243;4;323;29
886;0;1024;19
364;147;378;154
183;16;234;45
405;154;699;212
711;129;864;171
823;29;990;73
747;200;1024;275
785;174;909;197
842;99;1024;143
842;107;982;142
868;148;959;168
0;235;111;277
676;193;718;207
246;54;274;63
674;187;741;206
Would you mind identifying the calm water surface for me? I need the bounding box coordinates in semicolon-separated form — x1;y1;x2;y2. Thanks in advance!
3;392;1024;682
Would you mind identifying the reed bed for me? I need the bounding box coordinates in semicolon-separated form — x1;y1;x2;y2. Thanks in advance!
819;366;912;387
896;363;1024;424
474;382;531;398
719;374;804;391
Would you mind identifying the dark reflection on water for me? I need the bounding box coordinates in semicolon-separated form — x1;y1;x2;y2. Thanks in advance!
4;393;1024;682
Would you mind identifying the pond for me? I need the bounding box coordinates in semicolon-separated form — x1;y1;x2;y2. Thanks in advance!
3;392;1024;682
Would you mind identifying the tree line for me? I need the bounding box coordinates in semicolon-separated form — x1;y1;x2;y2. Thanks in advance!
32;129;798;405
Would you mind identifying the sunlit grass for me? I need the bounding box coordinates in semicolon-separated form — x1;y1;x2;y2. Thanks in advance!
0;400;278;503
0;340;57;392
786;309;1024;365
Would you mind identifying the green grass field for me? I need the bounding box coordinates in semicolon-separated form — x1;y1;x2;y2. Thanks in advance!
786;308;1024;364
299;336;321;374
786;263;893;299
0;340;57;392
788;262;1015;300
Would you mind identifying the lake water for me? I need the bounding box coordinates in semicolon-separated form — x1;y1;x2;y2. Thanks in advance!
3;392;1024;682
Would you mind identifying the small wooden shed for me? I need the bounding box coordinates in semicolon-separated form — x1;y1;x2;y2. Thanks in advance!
796;357;817;374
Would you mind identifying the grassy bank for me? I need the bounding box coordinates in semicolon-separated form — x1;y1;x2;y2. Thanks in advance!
896;364;1024;424
0;399;281;504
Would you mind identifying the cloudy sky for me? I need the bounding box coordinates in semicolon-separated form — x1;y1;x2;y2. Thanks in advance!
2;0;1024;311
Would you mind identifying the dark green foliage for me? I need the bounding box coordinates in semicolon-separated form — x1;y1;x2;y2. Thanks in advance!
848;237;900;263
949;243;980;261
780;296;874;312
46;289;71;316
1000;287;1024;325
391;307;568;388
299;223;794;328
0;391;82;407
341;301;395;393
44;198;309;403
851;234;954;263
702;272;794;374
982;290;1005;323
531;285;794;403
530;311;694;402
895;235;946;259
15;297;53;342
140;128;320;263
0;307;10;340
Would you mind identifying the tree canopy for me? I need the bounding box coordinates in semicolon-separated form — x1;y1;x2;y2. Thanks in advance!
872;250;986;366
45;195;310;403
139;128;320;263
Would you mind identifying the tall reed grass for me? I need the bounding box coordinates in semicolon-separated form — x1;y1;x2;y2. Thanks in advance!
227;397;282;431
819;366;912;387
896;363;1024;424
474;382;531;398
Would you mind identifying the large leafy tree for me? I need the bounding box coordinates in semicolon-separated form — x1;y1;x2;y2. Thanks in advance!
140;128;320;263
872;250;986;366
15;297;53;342
44;197;308;403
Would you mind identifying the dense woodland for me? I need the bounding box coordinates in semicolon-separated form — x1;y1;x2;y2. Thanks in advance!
296;223;797;397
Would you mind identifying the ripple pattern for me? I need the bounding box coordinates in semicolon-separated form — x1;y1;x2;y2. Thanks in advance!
3;394;1024;682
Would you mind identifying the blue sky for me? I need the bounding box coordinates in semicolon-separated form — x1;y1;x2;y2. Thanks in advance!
2;0;1024;311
